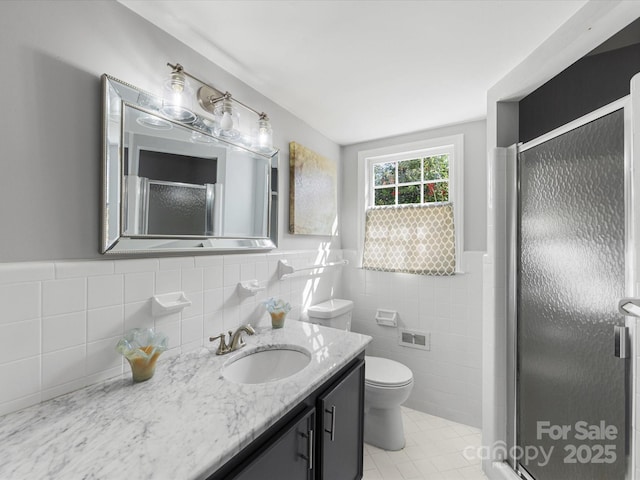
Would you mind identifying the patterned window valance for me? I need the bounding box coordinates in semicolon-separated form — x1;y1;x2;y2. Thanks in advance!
362;203;456;275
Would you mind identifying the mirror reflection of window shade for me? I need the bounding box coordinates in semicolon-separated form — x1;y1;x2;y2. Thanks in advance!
362;203;456;275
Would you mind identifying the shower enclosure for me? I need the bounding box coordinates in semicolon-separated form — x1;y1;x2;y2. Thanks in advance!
507;100;633;480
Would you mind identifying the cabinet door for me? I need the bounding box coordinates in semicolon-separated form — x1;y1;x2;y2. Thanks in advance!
230;407;315;480
317;359;365;480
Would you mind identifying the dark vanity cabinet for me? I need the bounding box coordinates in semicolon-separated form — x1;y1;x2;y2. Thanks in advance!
317;360;365;480
212;355;365;480
230;408;315;480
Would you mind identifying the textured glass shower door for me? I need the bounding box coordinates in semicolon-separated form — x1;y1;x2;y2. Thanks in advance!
516;109;628;479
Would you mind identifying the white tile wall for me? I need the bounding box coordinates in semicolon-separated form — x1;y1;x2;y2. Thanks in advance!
0;250;343;417
42;277;86;316
342;250;484;428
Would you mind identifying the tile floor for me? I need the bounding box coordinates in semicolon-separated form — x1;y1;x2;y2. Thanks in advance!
363;407;488;480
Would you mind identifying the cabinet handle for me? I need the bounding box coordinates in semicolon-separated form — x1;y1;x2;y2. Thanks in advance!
324;405;336;441
299;429;314;470
308;429;314;471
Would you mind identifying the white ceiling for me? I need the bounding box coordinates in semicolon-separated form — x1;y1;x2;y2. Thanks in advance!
119;0;588;146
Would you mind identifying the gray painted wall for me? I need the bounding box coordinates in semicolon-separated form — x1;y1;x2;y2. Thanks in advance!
340;119;487;252
0;0;340;262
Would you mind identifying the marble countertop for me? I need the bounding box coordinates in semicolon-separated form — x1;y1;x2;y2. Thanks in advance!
0;321;371;480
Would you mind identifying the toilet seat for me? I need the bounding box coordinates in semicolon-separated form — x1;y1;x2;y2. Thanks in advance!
364;356;413;388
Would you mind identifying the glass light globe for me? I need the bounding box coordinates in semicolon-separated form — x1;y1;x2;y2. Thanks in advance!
257;117;273;151
220;111;234;131
213;98;240;138
160;70;196;123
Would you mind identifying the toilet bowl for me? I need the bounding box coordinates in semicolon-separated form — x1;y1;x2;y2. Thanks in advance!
363;355;413;450
307;299;414;451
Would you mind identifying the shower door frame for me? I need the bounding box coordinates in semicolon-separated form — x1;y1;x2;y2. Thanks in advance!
506;95;636;480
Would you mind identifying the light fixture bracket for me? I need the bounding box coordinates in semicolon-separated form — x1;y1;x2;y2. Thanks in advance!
197;85;225;114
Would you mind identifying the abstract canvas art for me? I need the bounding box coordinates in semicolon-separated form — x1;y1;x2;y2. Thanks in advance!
289;141;337;235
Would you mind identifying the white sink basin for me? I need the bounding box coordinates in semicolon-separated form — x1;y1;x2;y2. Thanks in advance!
222;346;311;384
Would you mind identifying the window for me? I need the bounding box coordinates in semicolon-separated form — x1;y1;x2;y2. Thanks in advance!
371;152;451;206
357;135;463;275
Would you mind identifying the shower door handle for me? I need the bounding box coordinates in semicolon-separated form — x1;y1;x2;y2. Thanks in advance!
614;325;629;358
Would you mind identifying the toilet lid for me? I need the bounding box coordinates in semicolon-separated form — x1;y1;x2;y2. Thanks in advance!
364;356;413;387
307;299;353;319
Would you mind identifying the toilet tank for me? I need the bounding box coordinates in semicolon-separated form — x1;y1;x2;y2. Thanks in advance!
307;299;353;331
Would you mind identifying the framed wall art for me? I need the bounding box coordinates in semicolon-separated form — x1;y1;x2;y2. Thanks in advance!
289;142;337;235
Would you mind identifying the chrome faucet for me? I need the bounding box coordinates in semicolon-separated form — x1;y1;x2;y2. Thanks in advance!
209;324;255;355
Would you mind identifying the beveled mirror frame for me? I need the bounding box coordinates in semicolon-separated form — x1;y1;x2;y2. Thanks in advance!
101;74;278;255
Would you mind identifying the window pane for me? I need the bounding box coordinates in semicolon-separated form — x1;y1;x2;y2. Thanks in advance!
374;162;396;186
398;159;421;183
375;187;395;205
398;185;421;204
424;181;449;202
424;154;449;181
436;182;449;202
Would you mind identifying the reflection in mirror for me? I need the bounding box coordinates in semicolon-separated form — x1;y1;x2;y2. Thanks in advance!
101;75;278;254
123;104;225;237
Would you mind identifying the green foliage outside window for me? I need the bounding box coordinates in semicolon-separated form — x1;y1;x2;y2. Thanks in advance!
374;162;395;186
423;155;449;181
373;154;449;206
375;187;395;205
398;159;421;183
398;185;420;204
424;181;449;202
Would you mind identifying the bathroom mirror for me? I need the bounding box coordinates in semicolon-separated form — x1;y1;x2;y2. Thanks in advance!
101;75;278;254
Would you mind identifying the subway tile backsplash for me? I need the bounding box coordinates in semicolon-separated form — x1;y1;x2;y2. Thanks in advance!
0;250;342;417
42;277;87;317
0;249;482;429
0;282;41;323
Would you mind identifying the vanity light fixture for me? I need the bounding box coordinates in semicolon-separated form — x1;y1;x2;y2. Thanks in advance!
161;65;196;123
166;62;274;151
257;114;273;151
213;95;240;138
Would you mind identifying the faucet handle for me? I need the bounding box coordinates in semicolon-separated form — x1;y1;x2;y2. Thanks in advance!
209;332;230;355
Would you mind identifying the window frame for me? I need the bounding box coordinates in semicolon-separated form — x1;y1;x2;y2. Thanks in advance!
369;146;454;207
357;134;464;271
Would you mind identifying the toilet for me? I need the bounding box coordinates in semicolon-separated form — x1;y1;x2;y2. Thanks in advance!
307;299;414;451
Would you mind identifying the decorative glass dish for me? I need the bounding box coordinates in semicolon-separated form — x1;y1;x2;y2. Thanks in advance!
264;298;292;329
116;328;168;382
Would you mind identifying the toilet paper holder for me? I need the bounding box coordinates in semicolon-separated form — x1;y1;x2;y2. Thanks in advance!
375;309;398;327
